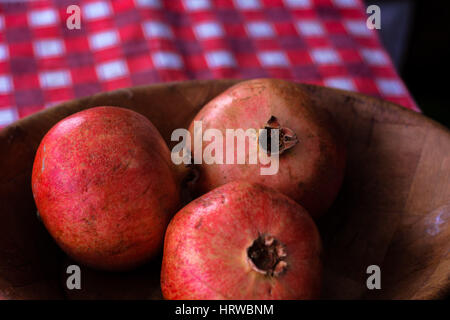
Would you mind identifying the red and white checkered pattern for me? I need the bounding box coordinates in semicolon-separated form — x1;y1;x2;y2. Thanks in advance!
0;0;418;128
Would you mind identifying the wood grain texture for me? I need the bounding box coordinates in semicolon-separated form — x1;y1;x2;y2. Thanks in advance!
0;80;448;299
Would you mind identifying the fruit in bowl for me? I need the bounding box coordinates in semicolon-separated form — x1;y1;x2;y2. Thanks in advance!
2;79;442;300
31;106;181;271
187;79;346;218
161;181;322;300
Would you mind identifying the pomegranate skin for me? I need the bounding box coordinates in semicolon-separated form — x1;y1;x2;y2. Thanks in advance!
188;78;346;218
32;106;180;271
161;181;322;300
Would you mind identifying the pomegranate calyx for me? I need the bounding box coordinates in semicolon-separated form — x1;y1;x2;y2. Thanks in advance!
260;116;298;156
247;233;288;277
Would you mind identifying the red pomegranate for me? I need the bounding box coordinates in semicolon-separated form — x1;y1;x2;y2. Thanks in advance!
161;181;322;300
188;79;346;218
32;106;181;271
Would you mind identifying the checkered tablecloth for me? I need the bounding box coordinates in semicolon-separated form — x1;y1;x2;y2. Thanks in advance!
0;0;418;128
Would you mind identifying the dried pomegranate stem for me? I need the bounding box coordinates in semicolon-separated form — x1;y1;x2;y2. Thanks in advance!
247;233;288;277
259;116;299;155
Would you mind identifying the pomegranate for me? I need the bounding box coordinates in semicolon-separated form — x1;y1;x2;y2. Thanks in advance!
32;106;180;271
188;78;346;217
161;181;322;300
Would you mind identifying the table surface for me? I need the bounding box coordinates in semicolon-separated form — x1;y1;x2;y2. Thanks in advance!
0;0;418;128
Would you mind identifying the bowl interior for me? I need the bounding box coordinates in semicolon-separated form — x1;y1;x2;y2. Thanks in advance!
0;80;449;299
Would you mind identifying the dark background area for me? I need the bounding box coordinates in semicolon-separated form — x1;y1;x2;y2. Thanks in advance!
367;0;450;128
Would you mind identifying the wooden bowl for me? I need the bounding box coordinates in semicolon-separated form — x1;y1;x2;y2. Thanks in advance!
0;80;448;300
